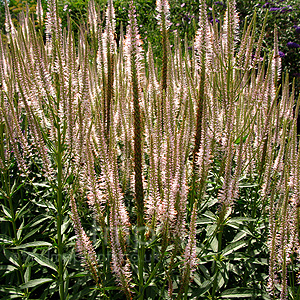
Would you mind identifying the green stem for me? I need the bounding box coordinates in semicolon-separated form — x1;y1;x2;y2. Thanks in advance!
211;213;224;300
138;227;145;300
56;130;65;300
141;241;168;295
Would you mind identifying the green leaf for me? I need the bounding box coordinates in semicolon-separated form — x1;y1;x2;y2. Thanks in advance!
227;217;256;224
17;220;24;241
25;215;52;229
2;205;12;219
10;181;25;197
0;234;13;245
22;227;41;242
239;183;259;188
32;182;50;188
10;241;52;249
24;265;31;284
231;231;247;243
0;264;18;275
222;240;247;257
203;211;217;220
61;218;71;235
191;275;216;297
103;286;122;291
24;251;57;272
3;249;19;267
19;278;54;289
197;217;214;225
220;288;260;298
15;202;31;220
216;270;225;291
206;224;217;237
1;295;24;299
0;286;23;298
234;134;248;145
210;236;218;253
198;264;211;280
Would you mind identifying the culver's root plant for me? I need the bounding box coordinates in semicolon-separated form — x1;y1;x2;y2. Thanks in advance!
1;0;300;299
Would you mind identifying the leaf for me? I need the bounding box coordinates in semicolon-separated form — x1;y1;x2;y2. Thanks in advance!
0;264;18;276
227;217;256;224
222;240;248;257
32;182;50;188
220;288;260;298
3;249;19;267
2;205;12;220
210;236;218;253
215;271;225;291
24;265;31;284
231;231;247;243
191;275;216;297
207;197;219;208
22;227;41;242
15;202;31;220
10;180;26;198
61;218;71;235
206;224;217;237
0;286;23;297
17;220;24;241
0;234;13;245
239;183;259;188
103;286;123;291
197;217;214;225
203;211;217;220
10;241;52;249
1;295;23;299
24;251;57;272
19;278;54;289
198;264;211;280
234;134;249;145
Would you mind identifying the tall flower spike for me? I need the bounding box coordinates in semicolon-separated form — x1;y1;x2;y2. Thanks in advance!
103;0;116;140
4;0;16;41
222;0;239;62
88;0;97;34
272;26;281;86
45;0;62;54
36;0;44;25
70;193;100;284
177;200;198;298
156;0;171;30
193;0;209;166
109;205;132;299
156;0;170;130
124;3;144;87
124;0;145;229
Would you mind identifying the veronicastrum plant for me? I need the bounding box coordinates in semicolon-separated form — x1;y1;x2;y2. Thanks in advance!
1;0;300;299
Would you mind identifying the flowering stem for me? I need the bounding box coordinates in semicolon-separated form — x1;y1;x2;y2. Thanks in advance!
211;212;225;299
161;9;168;132
56;126;66;300
106;52;114;141
140;241;168;294
131;42;145;299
